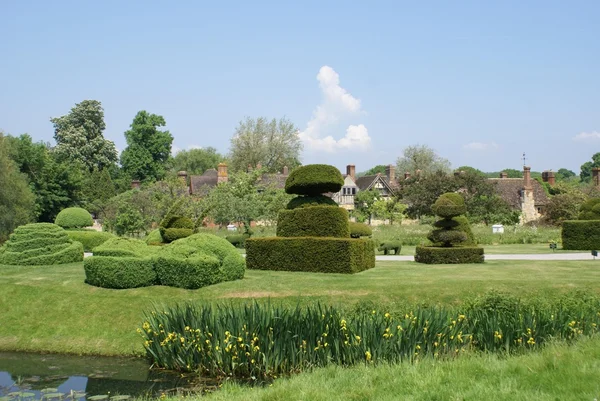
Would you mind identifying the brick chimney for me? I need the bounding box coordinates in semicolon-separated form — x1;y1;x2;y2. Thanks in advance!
131;180;141;190
500;172;508;179
523;166;532;189
404;172;411;180
283;166;289;175
542;170;555;186
346;164;356;182
217;163;228;183
385;164;395;184
593;167;600;187
177;170;188;185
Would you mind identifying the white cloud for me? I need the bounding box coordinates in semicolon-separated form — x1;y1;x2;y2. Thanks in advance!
573;131;600;142
299;66;371;153
463;142;499;151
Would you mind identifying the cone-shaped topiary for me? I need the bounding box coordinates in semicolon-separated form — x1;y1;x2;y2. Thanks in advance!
0;223;83;265
285;164;344;196
55;207;94;229
427;193;468;247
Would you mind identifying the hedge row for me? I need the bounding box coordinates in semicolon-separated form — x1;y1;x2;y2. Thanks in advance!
84;234;245;289
414;246;484;264
66;231;114;252
277;206;350;238
349;221;372;238
226;234;250;248
561;220;600;250
0;223;83;266
246;237;375;273
54;207;94;229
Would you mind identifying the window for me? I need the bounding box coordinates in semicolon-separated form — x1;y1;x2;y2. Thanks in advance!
352;188;356;195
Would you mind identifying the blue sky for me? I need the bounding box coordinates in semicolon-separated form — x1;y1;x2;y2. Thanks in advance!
1;0;598;174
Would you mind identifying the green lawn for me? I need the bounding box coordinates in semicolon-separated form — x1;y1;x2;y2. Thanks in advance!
198;336;600;401
1;258;600;356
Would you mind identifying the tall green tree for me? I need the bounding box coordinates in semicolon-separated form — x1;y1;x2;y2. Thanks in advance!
395;144;451;177
358;165;386;177
229;117;302;173
354;189;380;225
51;100;118;172
580;153;600;183
0;133;36;242
172;147;223;175
556;168;576;181
120;111;173;182
6;134;83;222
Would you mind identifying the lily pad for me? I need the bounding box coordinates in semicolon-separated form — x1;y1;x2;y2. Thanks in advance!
87;396;109;401
40;389;58;394
20;393;35;398
42;393;65;399
7;392;22;397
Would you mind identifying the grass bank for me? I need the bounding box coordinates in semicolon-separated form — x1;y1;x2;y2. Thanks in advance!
197;336;600;401
1;259;600;356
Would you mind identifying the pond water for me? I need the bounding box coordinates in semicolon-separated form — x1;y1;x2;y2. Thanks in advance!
0;352;218;400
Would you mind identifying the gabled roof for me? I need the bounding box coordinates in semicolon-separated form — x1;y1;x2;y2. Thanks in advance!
489;178;549;208
257;173;288;189
355;173;396;194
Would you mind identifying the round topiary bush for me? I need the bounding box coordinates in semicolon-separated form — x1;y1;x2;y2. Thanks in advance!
159;215;195;243
286;195;338;209
431;193;466;218
349;221;372;238
55;207;94;229
0;223;83;266
285;164;344;196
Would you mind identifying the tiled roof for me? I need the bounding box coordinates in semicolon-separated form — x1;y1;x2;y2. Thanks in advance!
190;169;218;195
355;174;397;192
258;173;288;189
489;178;549;208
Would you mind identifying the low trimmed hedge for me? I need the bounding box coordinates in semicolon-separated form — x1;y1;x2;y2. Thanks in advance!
66;230;114;252
285;164;344;195
54;207;94;229
246;237;375;273
349;221;372;238
153;255;221;289
0;223;83;266
163;228;194;243
226;234;250;248
92;237;155;257
562;220;600;250
84;256;157;289
414;246;484;264
277;206;350;238
286;195;338;210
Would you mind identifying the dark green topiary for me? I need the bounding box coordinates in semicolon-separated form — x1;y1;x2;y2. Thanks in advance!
452;215;475;246
561;220;600;250
169;217;194;229
159;215;194;243
277;206;350;238
378;241;401;255
415;246;484;264
285;164;344;196
286;195;338;209
163;228;194;243
226;234;250;248
84;256;157;289
349;221;372;238
579;199;600;220
54;207;94;229
432;193;466;218
0;223;83;266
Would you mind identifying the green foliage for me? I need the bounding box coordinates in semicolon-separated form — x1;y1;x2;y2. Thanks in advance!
286;195;338;209
371;199;405;225
453;216;475;245
162;228;194;243
120;110;173;182
80;167;116;217
431;193;466;218
159;207;195;243
396;144;451;177
50;100;118;172
84;256;157;289
426;193;473;248
277;206;350;238
246;237;375;273
228;116;302;173
377;241;401;255
0;133;35;243
561;220;600;250
544;192;587;225
54;207;93;228
556;168;576;181
226;234;250;248
171;147;223;175
349;222;372;238
353;189;380;224
358;165;386;177
145;229;163;245
415;246;484;264
84;233;245;289
140;299;600;377
578;198;600;220
285;164;344;196
65;230;114;252
0;223;83;265
579;153;600;183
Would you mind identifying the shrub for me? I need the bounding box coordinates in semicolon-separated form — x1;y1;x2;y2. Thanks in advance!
226;234;250;248
162;228;194;243
561;220;600;250
153;255;222;289
277;206;350;238
432;193;466;218
452;215;476;245
169;217;194;229
92;237;155;257
0;223;83;266
246;237;375;273
84;256;157;289
285;164;344;195
378;241;401;255
414;246;484;264
349;221;372;238
145;229;164;245
578;198;600;220
66;231;114;252
286;195;338;209
54;207;94;229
